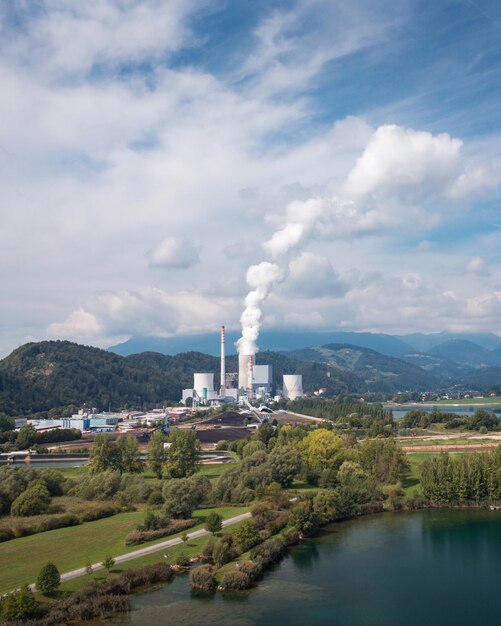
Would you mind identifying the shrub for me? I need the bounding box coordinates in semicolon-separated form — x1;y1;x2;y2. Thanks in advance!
282;527;301;547
201;537;215;563
175;553;190;567
102;555;115;572
221;570;252;590
237;559;260;581
125;518;196;545
213;535;235;567
232;519;261;553
11;481;51;517
190;565;216;591
205;512;222;535
0;587;40;622
147;490;164;506
36;562;61;595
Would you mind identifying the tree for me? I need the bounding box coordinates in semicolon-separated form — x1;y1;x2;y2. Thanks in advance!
11;480;51;516
102;555;115;572
300;429;343;473
205;512;223;535
289;501;319;536
359;439;409;484
166;430;200;478
36;563;61;595
268;445;301;487
0;587;39;621
0;413;15;432
115;435;142;474
147;431;167;478
232;519;260;552
85;562;93;575
16;423;37;448
163;475;209;519
89;434;117;474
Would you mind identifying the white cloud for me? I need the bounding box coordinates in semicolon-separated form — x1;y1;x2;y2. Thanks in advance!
344;125;463;199
148;237;200;269
466;256;490;277
286;253;347;298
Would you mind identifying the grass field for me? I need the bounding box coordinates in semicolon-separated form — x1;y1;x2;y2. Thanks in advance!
421;396;501;405
59;518;250;593
0;505;248;594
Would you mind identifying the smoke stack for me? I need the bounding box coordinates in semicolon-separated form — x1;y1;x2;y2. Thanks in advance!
220;325;226;400
247;355;254;401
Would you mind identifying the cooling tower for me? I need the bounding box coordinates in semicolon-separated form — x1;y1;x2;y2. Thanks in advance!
283;374;303;400
193;373;214;399
238;354;252;392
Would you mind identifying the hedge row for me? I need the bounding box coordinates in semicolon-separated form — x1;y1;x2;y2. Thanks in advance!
0;505;119;543
124;518;196;545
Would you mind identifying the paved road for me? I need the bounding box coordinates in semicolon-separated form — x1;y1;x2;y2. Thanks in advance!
30;511;251;590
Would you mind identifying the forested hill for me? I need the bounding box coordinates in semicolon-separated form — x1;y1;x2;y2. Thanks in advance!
0;341;362;416
0;340;443;416
287;343;439;392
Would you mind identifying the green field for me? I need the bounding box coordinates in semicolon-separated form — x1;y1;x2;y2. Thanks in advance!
0;505;248;594
59;517;251;593
421;396;501;406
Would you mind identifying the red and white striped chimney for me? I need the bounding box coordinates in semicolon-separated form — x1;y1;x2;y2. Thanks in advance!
220;325;226;400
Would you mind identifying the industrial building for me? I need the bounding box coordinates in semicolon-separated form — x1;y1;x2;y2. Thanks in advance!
180;325;303;405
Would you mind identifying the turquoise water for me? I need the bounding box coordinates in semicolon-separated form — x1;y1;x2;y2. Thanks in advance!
106;510;501;626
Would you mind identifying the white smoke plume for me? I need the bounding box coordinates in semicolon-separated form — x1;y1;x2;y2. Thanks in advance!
236;262;285;355
236;124;497;355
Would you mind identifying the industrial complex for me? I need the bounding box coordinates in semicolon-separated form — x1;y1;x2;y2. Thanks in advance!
181;326;303;406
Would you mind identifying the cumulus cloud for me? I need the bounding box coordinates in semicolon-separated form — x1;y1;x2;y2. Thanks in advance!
148;237;200;269
344;125;463;199
285;253;347;298
466;256;490;277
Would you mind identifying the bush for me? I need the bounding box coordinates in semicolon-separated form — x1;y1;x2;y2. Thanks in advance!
221;570;252;591
213;535;235;567
36;562;61;595
232;519;261;553
147;490;164;506
282;527;301;547
125;519;196;545
190;565;216;591
237;559;261;581
102;555;115;572
0;587;40;622
205;511;223;535
201;537;215;563
175;553;190;567
11;481;51;517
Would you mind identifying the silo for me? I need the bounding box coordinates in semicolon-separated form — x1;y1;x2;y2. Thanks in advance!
194;373;214;399
283;374;303;400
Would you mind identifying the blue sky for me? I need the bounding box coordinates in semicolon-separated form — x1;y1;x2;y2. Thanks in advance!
0;0;500;356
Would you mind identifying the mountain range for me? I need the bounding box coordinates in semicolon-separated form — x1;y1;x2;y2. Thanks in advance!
108;330;501;359
1;334;500;416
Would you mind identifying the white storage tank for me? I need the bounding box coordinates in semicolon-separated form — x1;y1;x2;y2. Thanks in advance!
283;374;303;400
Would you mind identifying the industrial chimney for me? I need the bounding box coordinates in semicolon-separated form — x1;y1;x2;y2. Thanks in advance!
220;325;226;400
247;355;254;401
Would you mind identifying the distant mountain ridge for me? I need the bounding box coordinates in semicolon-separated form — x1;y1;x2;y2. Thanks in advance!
287;343;439;392
109;331;415;357
108;330;501;359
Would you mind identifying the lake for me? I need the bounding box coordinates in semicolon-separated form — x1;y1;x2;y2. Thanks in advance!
103;509;501;626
